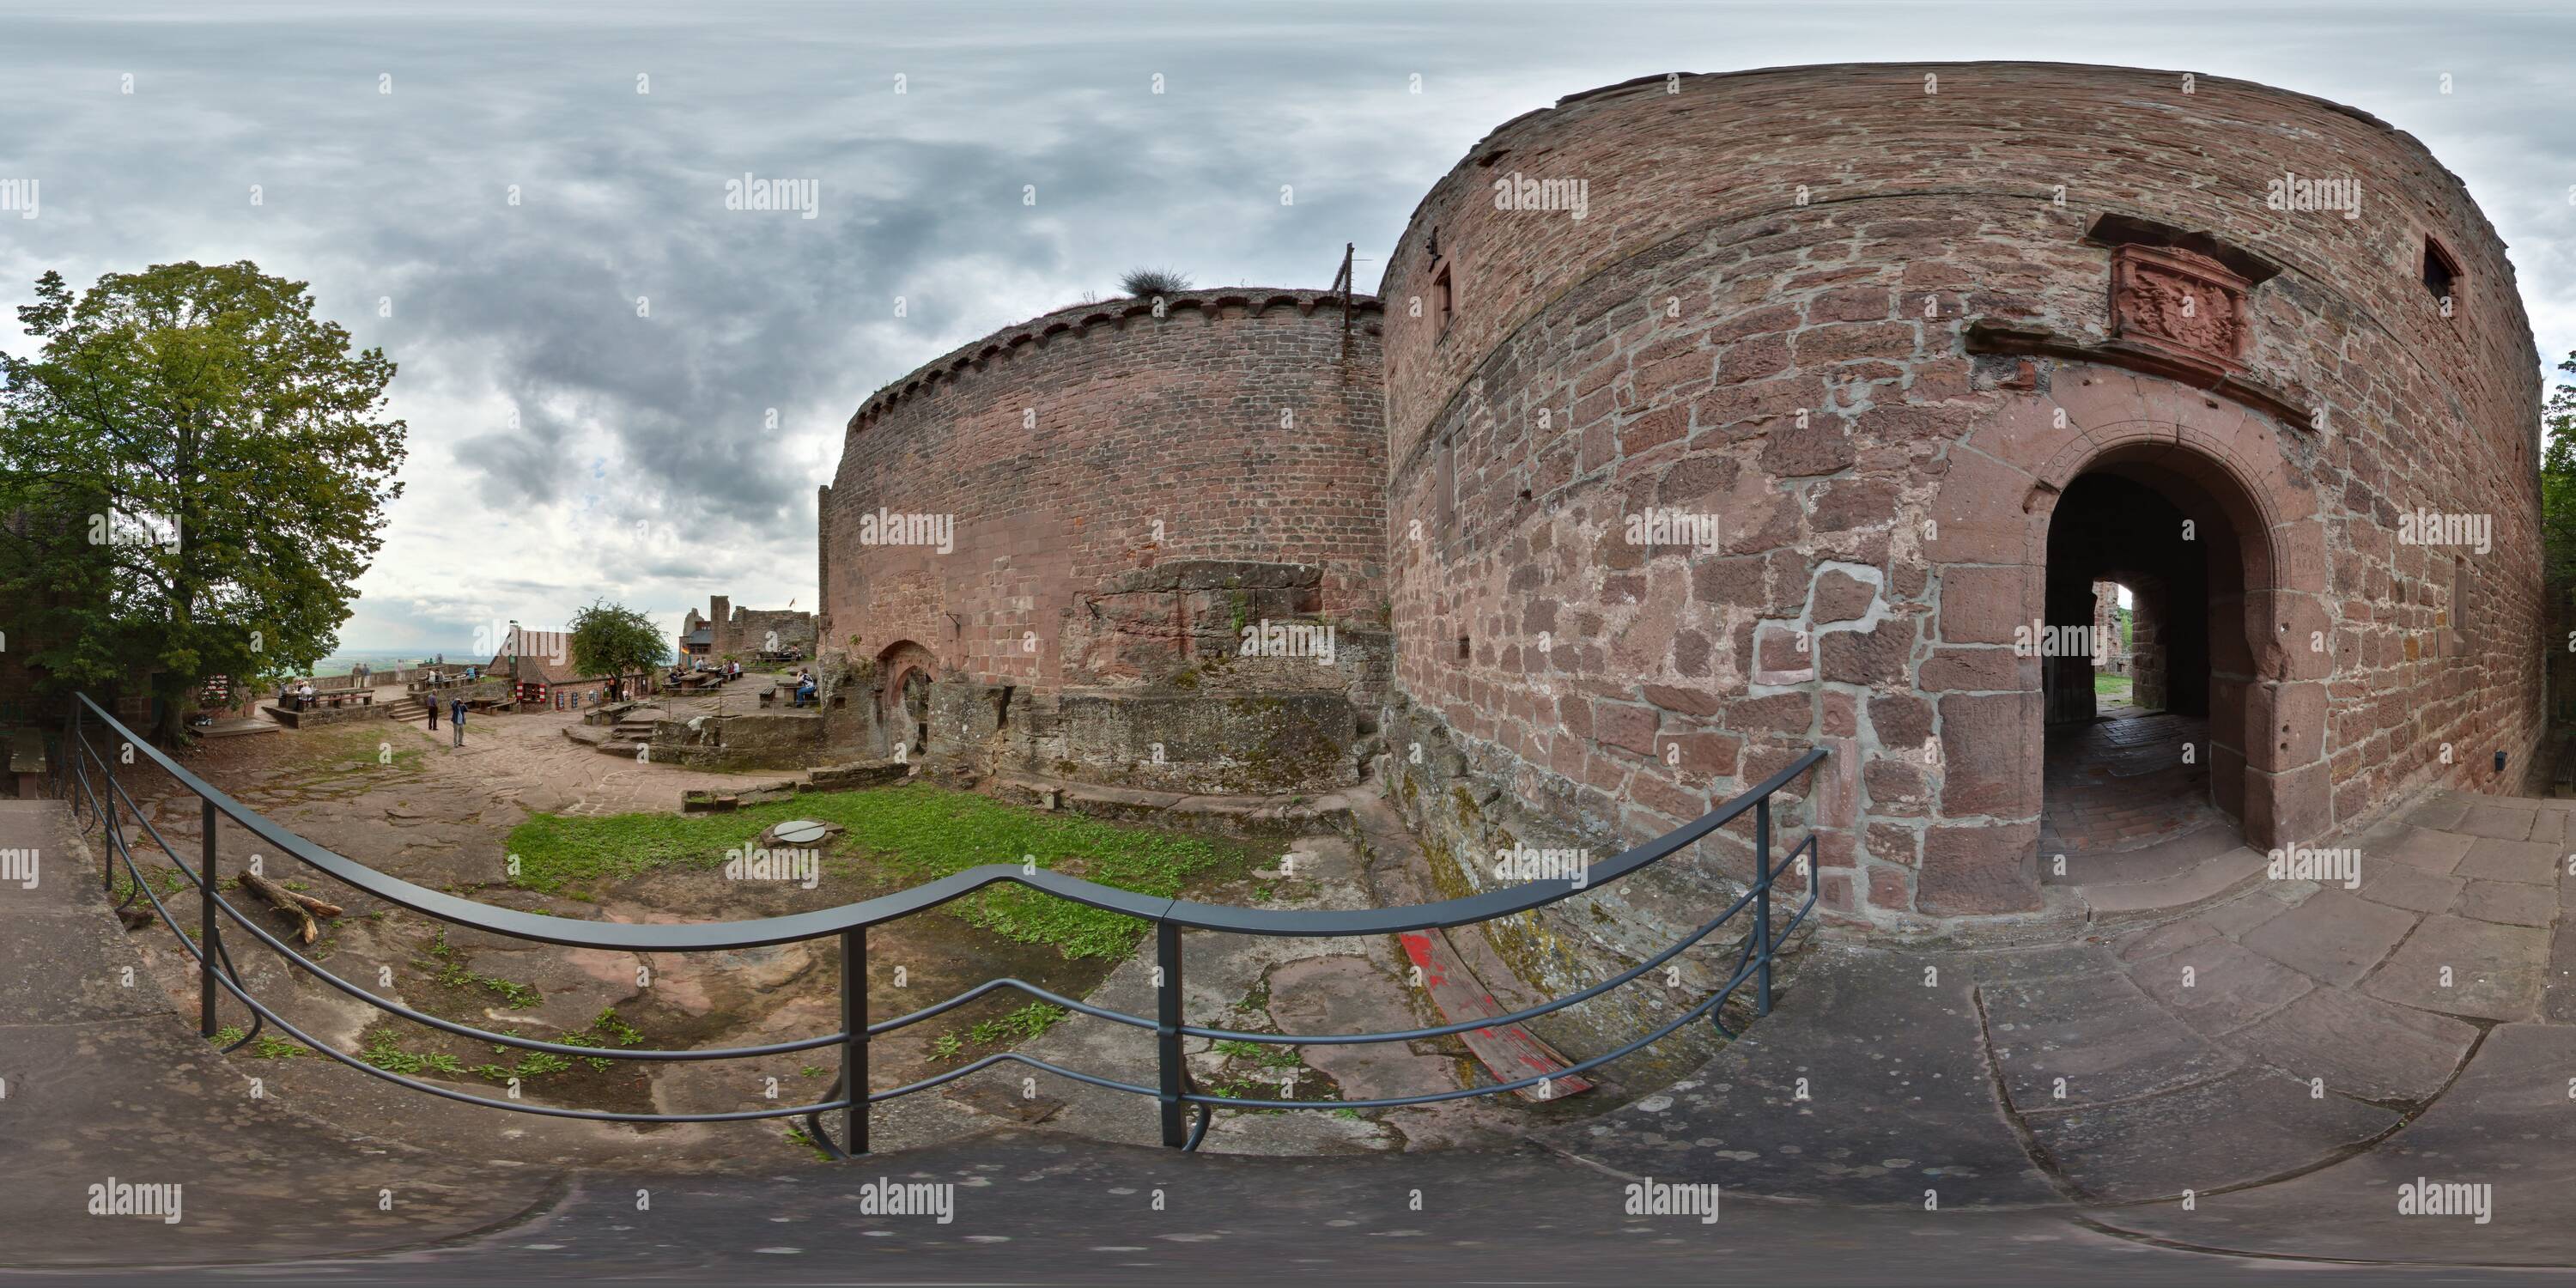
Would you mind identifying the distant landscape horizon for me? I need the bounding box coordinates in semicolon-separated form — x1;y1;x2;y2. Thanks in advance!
307;647;484;677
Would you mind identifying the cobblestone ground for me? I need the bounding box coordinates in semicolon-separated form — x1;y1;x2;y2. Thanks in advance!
2040;712;2229;857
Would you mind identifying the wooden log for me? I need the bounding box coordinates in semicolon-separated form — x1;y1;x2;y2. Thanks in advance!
240;871;339;944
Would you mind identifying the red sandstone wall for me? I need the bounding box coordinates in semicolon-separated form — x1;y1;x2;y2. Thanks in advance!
1377;64;2544;928
823;291;1387;693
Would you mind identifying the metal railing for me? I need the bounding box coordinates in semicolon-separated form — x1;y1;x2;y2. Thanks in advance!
60;691;1825;1155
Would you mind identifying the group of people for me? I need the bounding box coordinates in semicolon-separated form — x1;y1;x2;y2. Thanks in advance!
424;691;467;745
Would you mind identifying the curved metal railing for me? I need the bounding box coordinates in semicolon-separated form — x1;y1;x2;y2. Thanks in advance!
61;692;1825;1155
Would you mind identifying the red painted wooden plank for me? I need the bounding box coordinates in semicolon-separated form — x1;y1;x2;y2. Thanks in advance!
1399;929;1594;1102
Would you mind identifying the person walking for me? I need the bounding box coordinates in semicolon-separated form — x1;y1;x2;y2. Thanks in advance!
427;690;438;730
450;696;466;748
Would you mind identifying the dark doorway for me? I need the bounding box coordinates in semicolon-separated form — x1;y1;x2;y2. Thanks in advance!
2039;471;2244;879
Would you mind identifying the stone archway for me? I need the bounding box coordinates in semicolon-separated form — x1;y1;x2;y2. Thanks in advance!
2020;404;2331;854
873;641;938;760
1919;366;2333;915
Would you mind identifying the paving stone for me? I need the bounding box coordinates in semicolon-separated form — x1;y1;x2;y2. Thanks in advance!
2362;914;2549;1022
2352;860;2464;914
1546;946;2057;1206
2226;986;2476;1103
2078;847;2267;916
2455;803;2537;841
2455;836;2559;884
2110;917;2218;963
2238;888;2419;987
1943;941;2124;989
2196;886;2298;939
2526;809;2568;848
2128;937;2312;1035
2456;878;2557;927
2018;1066;2394;1203
2086;1025;2576;1262
2545;924;2576;1024
2377;825;2474;875
2401;794;2471;831
1982;969;2236;1109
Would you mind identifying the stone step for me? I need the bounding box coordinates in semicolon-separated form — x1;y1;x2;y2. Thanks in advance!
2044;822;2244;886
2079;845;2269;918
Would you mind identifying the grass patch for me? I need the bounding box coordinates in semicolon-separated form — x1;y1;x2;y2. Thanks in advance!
1212;1037;1300;1069
2093;674;2132;696
112;865;189;904
423;928;542;1008
209;1026;310;1059
928;1001;1066;1063
501;782;1259;957
360;1026;469;1077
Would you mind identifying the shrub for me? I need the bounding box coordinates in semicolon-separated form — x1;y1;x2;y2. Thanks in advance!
1118;268;1191;298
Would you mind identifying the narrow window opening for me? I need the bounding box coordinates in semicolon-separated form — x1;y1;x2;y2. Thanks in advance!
1456;635;1472;664
2422;237;2462;316
1432;264;1455;336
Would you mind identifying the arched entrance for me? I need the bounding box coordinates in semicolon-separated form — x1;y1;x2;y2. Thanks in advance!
2020;413;2332;872
2039;471;2239;877
874;641;937;761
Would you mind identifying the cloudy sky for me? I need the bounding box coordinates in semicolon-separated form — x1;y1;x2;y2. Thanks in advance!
3;0;2569;653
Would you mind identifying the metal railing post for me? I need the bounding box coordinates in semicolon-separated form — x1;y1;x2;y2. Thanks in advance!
1157;920;1186;1147
200;799;220;1037
1753;796;1773;1018
840;927;868;1156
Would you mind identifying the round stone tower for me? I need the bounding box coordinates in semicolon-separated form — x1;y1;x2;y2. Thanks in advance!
821;289;1389;793
1376;63;2543;936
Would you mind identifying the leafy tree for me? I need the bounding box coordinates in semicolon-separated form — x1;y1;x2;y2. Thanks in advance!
2541;351;2576;592
567;600;671;688
0;262;405;740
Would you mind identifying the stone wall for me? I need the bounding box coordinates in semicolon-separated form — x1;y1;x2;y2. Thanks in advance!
687;596;817;659
822;289;1390;793
647;711;826;770
1376;63;2543;933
